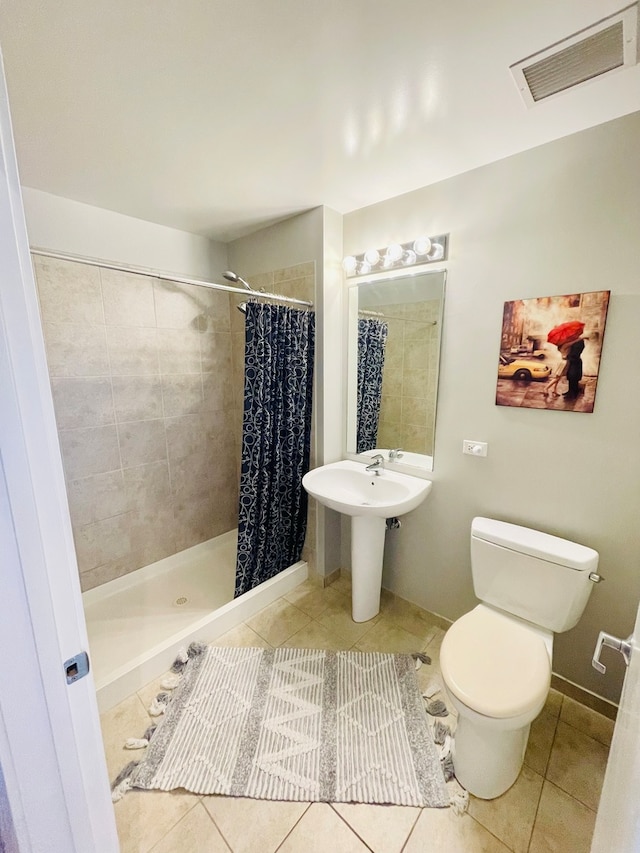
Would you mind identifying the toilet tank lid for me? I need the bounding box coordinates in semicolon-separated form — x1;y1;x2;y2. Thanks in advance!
472;517;599;572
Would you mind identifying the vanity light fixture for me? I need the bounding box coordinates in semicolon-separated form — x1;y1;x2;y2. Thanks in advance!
343;234;448;277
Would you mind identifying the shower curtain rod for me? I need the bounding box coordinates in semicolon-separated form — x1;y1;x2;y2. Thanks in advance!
30;248;314;308
358;309;384;317
358;307;436;324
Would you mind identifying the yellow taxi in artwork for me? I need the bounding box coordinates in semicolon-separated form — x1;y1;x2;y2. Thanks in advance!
498;355;551;382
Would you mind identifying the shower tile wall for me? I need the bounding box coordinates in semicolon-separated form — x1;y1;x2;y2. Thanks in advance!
377;300;440;456
229;262;317;574
34;256;239;591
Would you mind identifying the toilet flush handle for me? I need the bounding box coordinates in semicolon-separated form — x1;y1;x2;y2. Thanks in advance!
592;631;632;674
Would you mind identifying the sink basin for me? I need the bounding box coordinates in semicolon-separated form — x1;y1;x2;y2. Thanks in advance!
302;460;431;517
302;459;431;622
303;461;433;622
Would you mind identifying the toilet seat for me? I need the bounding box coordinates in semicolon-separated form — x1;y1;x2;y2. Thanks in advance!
440;606;551;719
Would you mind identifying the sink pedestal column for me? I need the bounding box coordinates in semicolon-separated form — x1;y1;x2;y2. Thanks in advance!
351;515;386;622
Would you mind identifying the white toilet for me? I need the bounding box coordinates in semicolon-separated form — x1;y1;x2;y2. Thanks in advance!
440;516;599;800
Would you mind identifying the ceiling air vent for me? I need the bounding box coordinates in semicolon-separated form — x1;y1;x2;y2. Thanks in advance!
510;3;639;107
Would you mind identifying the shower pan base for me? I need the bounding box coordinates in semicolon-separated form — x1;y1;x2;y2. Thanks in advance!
82;529;307;711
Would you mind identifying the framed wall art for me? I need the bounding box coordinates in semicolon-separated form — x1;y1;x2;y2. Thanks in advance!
496;290;610;413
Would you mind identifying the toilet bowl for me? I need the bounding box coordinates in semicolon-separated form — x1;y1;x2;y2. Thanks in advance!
440;604;552;799
439;517;599;799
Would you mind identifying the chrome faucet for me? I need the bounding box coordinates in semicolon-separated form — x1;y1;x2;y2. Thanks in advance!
365;454;385;476
388;448;404;461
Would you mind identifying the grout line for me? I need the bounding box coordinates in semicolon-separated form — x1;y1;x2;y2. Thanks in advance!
199;801;235;853
526;789;544;853
543;779;598;814
463;809;521;853
399;809;422;853
518;772;546;853
558;714;613;749
143;799;202;853
543;719;605;811
475;816;521;853
540;708;561;779
328;803;376;852
272;802;313;852
194;802;234;853
98;267;123;479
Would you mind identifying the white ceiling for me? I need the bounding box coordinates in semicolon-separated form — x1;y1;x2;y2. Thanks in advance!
0;1;639;242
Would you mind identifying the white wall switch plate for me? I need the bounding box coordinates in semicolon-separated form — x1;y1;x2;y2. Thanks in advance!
463;440;488;457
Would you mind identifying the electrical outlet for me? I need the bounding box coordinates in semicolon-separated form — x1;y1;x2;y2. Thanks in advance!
463;440;488;457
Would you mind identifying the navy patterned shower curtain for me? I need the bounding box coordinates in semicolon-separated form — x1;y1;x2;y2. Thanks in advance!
234;302;315;598
356;317;388;453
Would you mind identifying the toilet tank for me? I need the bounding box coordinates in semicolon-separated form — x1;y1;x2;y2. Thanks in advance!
471;517;599;633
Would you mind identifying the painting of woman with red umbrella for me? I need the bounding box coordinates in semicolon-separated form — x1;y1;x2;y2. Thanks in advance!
496;291;610;413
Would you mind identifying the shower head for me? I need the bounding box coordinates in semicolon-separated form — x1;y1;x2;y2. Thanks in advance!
223;270;253;291
237;302;247;314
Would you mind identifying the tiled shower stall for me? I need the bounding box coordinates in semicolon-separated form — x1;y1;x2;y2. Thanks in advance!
34;255;316;592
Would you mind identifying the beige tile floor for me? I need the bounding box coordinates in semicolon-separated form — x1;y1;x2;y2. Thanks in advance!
101;577;614;852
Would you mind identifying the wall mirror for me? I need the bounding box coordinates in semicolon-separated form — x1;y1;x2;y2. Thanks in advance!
346;269;446;475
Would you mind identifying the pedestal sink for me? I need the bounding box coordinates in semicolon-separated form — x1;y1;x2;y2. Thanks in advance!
302;460;432;622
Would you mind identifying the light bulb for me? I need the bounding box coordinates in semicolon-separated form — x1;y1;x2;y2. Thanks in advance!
402;249;417;266
364;248;380;266
427;242;444;261
385;243;403;263
342;256;357;275
358;261;371;275
413;236;432;256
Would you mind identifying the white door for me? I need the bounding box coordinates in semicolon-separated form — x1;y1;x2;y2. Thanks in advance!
0;51;119;852
591;601;640;852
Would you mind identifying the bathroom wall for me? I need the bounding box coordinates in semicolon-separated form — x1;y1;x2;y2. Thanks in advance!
343;111;640;703
34;254;239;591
227;208;325;278
22;186;224;279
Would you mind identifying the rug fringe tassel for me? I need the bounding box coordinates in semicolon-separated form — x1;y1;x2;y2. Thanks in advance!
437;734;452;763
441;753;455;782
447;780;469;815
411;652;432;671
113;650;192;798
110;760;138;802
169;641;206;676
124;721;158;750
425;698;448;717
428;719;453;768
144;723;158;740
124;737;149;750
188;640;208;657
431;719;450;745
160;673;182;690
170;648;189;673
422;683;441;702
149;692;171;716
424;693;469;815
111;777;133;802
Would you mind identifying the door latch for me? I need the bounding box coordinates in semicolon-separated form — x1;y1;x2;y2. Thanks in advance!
592;631;632;674
64;651;90;684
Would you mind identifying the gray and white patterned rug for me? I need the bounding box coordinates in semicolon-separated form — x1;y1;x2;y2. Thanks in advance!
113;644;450;808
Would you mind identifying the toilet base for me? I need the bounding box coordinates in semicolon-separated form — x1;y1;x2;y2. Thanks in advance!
452;714;530;800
